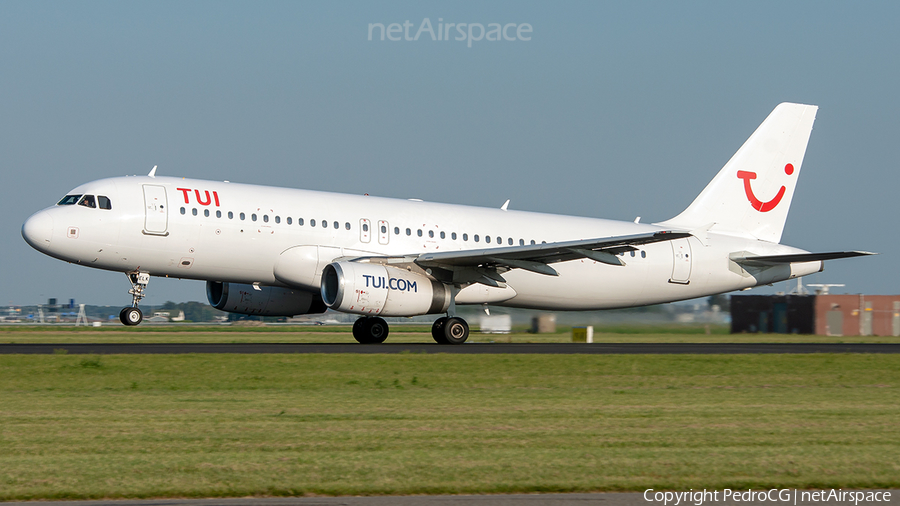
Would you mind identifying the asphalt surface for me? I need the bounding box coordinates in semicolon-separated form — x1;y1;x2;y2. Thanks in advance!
2;491;897;506
1;342;899;354
0;494;638;506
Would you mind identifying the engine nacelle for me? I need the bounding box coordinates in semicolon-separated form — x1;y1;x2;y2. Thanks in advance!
320;262;451;316
207;281;326;316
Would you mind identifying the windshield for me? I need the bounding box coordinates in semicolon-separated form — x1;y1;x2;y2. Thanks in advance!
57;195;82;206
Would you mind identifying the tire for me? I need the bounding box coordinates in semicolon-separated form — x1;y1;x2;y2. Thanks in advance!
431;317;449;344
442;317;469;345
364;317;389;343
353;317;389;344
120;307;143;326
352;317;366;342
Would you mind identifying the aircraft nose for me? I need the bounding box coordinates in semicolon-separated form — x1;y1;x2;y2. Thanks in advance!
22;211;54;251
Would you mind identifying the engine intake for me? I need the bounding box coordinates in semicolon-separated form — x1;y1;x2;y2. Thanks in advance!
321;262;450;316
207;281;326;316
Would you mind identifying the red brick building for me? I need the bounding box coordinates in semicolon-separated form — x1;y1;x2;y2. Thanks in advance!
731;294;900;336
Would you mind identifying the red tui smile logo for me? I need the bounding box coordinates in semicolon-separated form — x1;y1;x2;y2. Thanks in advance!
736;163;794;212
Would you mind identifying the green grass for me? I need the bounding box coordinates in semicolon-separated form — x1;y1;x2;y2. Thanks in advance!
0;353;898;499
2;324;898;343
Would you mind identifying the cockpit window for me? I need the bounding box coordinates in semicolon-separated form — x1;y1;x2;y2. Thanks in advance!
98;196;112;210
78;195;96;208
58;195;82;206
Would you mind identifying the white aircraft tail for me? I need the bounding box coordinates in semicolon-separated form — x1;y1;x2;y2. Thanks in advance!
660;103;818;244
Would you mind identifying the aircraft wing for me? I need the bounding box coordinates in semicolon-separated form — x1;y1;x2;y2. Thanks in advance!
730;251;875;267
415;231;692;277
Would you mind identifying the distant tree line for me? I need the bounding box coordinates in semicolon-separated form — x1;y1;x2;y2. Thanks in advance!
159;301;227;322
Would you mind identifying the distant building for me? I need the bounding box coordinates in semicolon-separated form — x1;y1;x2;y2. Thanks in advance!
731;294;900;336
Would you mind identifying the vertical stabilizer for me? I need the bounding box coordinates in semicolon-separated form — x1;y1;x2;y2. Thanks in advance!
660;103;818;244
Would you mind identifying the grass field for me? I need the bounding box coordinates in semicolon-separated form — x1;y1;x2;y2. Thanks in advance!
2;324;899;343
1;349;898;500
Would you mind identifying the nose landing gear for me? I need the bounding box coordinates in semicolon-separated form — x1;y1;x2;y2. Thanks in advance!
120;271;150;326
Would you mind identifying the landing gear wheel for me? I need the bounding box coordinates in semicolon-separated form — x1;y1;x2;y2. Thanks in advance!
352;317;366;340
352;317;389;344
432;317;449;344
442;317;469;345
120;307;143;326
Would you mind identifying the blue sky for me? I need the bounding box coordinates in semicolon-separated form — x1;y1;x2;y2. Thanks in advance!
2;1;897;307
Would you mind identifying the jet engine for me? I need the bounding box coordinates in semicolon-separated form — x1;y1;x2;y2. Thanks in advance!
320;262;450;316
206;281;326;316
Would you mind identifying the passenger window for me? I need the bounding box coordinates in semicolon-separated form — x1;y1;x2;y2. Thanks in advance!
240;212;246;220
519;239;524;246
180;207;186;215
192;208;198;216
287;217;292;225
394;227;400;234
98;196;112;210
531;240;536;245
228;211;234;219
252;214;257;222
508;238;514;245
417;229;423;237
428;230;434;238
406;228;411;236
263;215;269;223
58;195;82;206
381;225;387;233
485;236;491;243
298;218;304;226
497;237;501;244
440;231;445;239
334;221;339;229
452;232;457;240
363;223;369;232
641;251;646;258
345;222;351;230
78;195;96;208
463;233;468;241
310;219;316;227
321;220;327;228
275;216;280;224
216;210;222;218
204;209;210;217
474;235;480;242
630;251;635;257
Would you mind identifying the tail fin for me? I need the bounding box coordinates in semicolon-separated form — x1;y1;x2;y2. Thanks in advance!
660;103;818;244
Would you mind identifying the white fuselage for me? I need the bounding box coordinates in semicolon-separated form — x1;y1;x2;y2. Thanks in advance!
22;175;819;312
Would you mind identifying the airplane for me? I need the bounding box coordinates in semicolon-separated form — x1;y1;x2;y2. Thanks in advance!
21;103;872;344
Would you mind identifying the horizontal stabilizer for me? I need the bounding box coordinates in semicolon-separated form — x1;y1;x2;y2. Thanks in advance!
730;251;875;267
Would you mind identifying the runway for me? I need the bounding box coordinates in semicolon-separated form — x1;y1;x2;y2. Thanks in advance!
1;342;898;354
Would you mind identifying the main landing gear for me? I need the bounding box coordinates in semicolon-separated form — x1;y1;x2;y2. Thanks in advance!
119;271;150;326
352;316;390;344
350;315;470;345
431;316;469;345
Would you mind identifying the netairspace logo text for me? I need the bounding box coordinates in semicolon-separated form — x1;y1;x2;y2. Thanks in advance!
368;18;532;48
643;489;892;506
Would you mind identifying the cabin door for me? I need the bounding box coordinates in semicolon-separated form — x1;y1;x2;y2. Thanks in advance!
669;238;692;284
143;185;169;235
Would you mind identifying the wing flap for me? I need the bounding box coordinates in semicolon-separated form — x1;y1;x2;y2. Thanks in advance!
416;231;691;271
